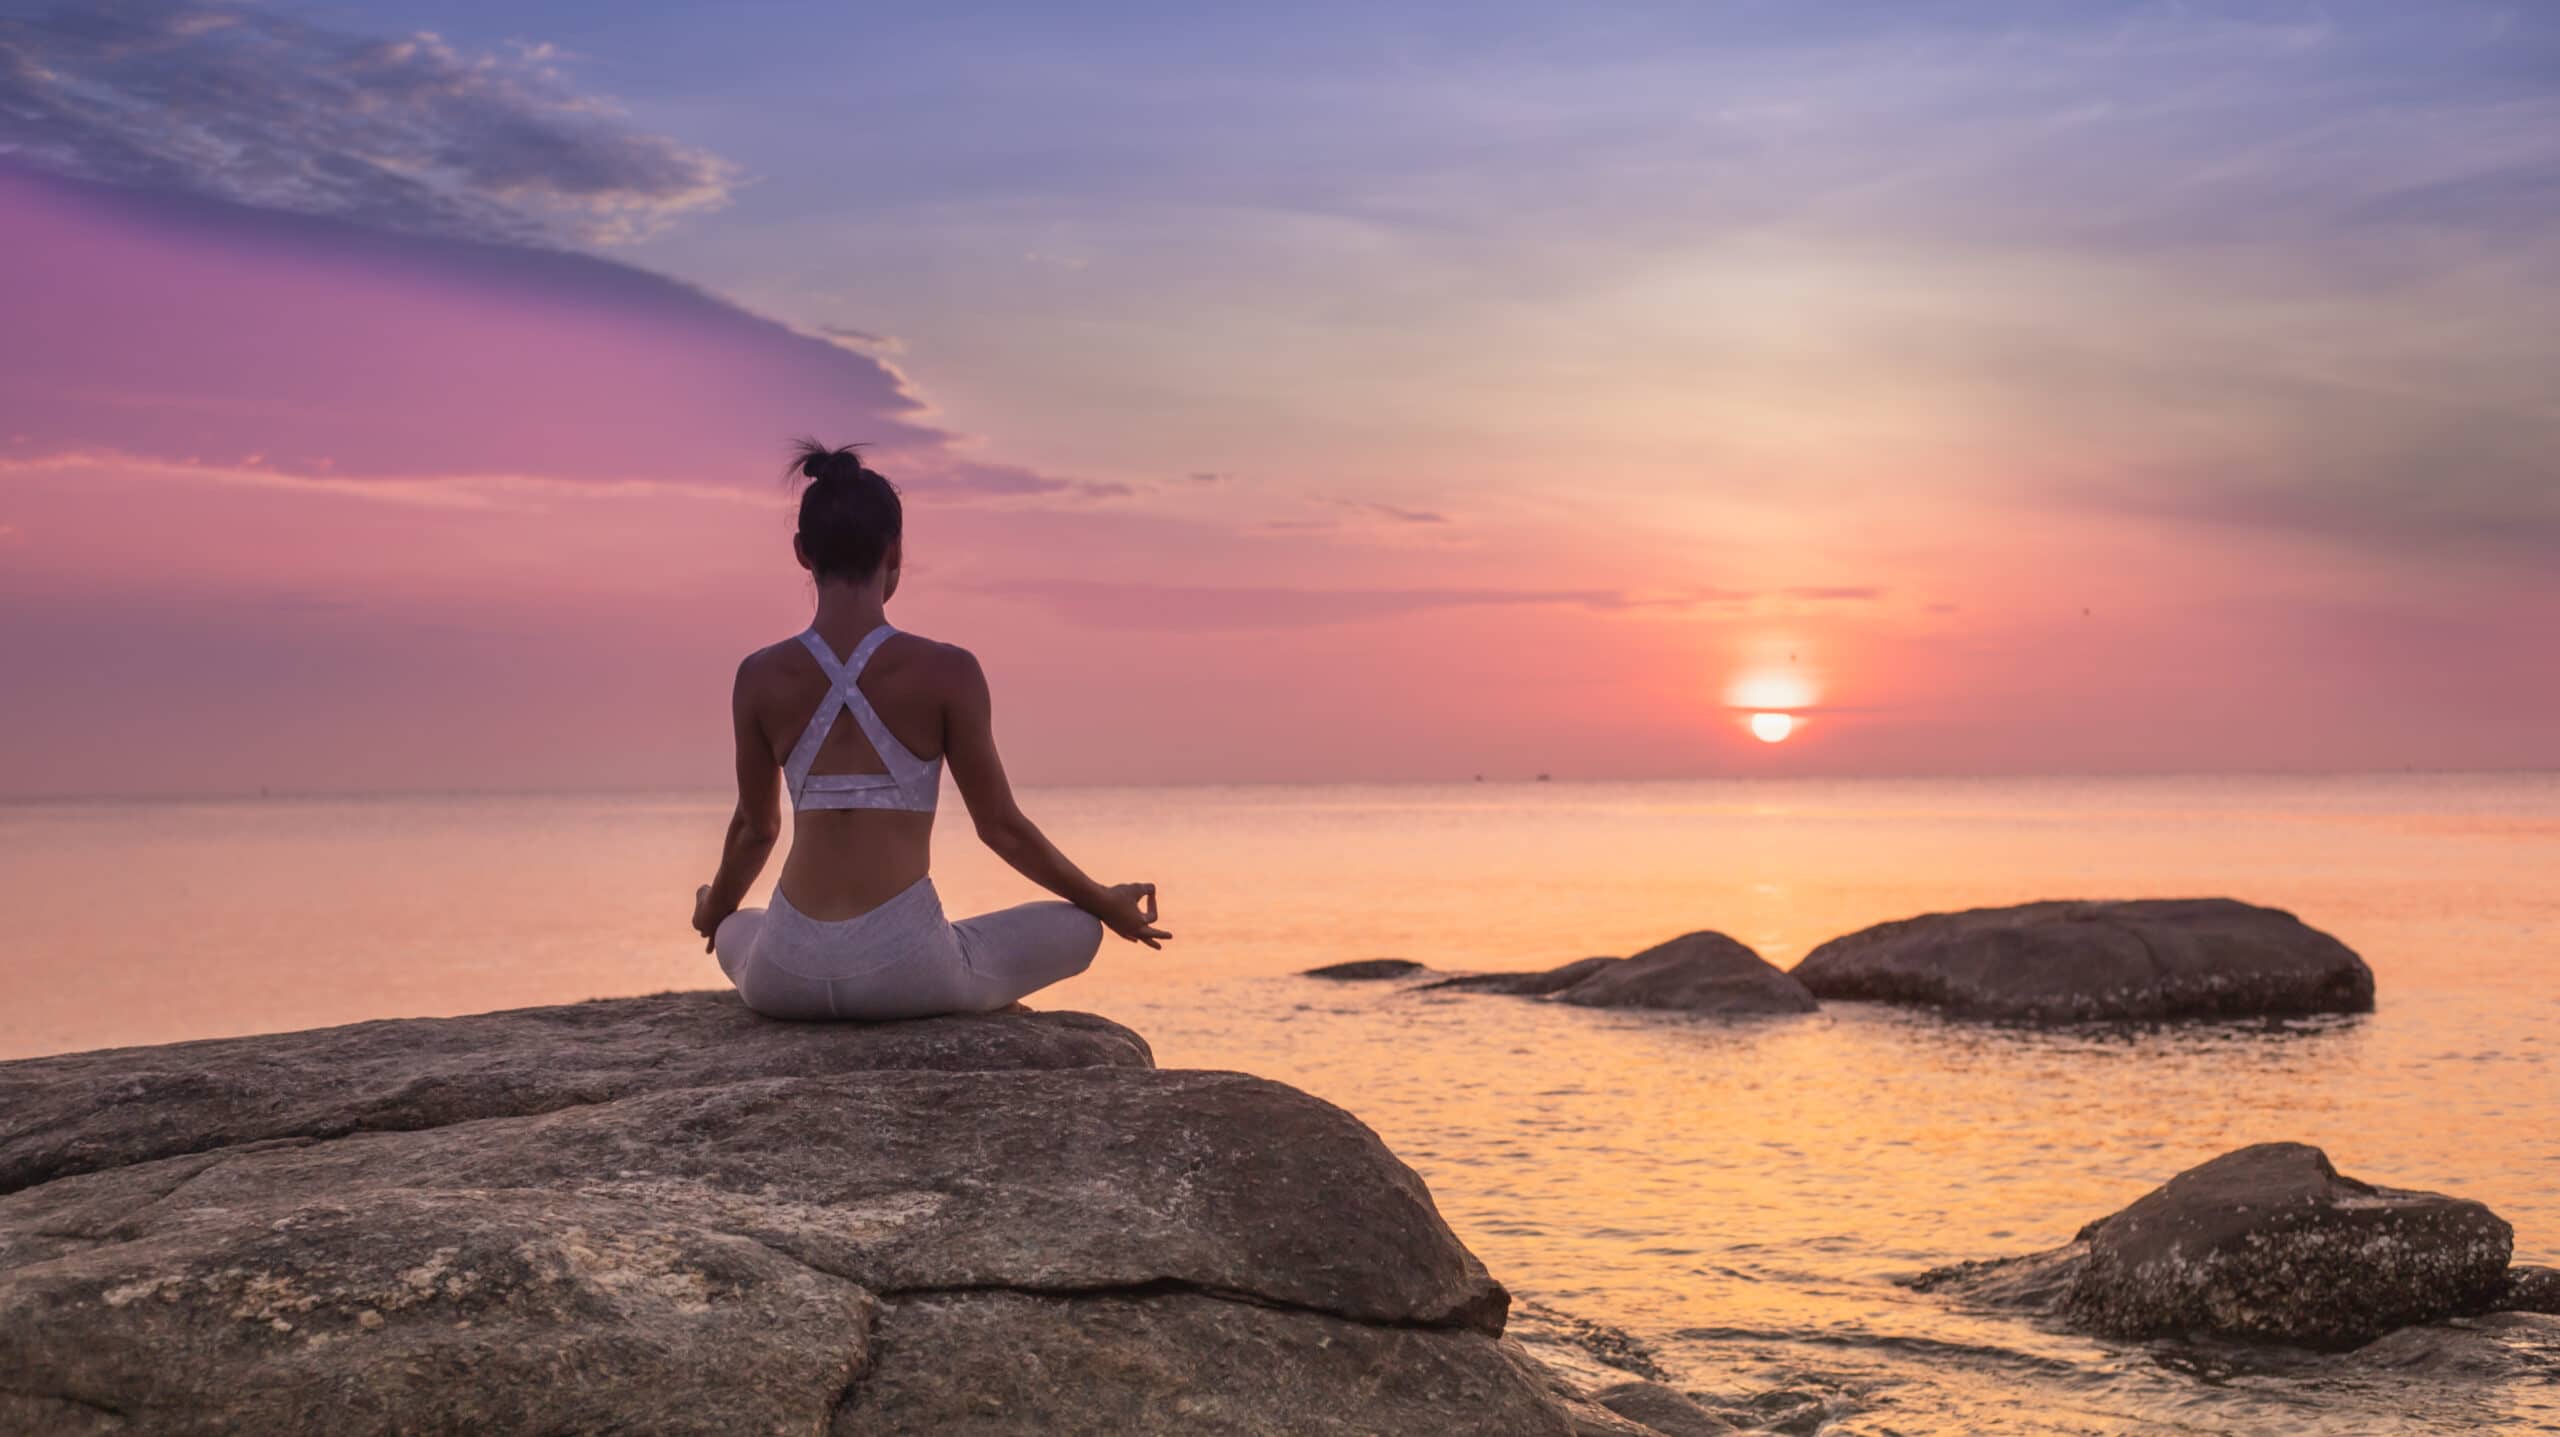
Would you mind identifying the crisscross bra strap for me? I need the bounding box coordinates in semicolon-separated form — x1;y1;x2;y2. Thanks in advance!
780;625;942;812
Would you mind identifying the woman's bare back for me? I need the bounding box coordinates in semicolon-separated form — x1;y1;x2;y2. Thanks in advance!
741;625;958;919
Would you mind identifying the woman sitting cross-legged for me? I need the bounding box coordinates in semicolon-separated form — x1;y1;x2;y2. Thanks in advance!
691;439;1169;1020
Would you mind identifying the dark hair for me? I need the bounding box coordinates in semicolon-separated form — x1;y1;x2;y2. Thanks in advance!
787;438;902;583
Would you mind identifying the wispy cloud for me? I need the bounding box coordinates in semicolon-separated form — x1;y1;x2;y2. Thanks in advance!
0;0;734;244
1338;499;1451;525
965;578;1762;630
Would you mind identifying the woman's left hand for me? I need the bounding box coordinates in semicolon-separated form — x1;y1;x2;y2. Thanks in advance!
692;885;723;953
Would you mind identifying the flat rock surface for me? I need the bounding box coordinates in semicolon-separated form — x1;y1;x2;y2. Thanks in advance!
0;989;1153;1194
1914;1143;2517;1350
0;994;1595;1435
1791;898;2374;1023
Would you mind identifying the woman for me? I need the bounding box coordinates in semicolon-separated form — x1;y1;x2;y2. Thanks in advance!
691;440;1169;1019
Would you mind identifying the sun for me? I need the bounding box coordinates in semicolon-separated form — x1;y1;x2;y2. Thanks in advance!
1749;711;1797;744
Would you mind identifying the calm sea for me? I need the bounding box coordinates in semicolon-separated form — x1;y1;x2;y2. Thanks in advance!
6;774;2556;1433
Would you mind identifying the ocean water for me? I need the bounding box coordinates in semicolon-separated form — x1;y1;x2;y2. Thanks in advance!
5;774;2555;1433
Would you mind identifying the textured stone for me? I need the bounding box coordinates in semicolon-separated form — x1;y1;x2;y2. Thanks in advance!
1793;899;2373;1023
838;1290;1573;1436
0;989;1151;1194
1913;1143;2517;1350
0;994;1601;1434
2494;1264;2560;1316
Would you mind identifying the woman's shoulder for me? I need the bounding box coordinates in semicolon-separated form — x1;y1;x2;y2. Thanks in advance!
878;630;983;686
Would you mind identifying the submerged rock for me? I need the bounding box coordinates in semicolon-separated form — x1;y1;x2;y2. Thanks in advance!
1424;956;1621;996
1301;958;1430;981
2343;1311;2560;1378
1914;1143;2519;1350
1426;933;1815;1017
1591;1381;1736;1435
0;991;1633;1435
1792;898;2373;1023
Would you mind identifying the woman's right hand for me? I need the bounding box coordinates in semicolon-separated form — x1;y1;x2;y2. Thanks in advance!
1093;882;1171;949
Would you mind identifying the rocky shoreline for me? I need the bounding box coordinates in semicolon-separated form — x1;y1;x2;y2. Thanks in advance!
4;923;2540;1433
0;992;1690;1435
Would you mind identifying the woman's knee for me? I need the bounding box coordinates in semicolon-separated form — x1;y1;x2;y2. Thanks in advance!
1055;904;1104;971
712;908;763;981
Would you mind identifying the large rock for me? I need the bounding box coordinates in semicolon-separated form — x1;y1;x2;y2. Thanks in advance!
0;993;1623;1434
1427;934;1814;1017
1792;898;2373;1023
1913;1143;2519;1350
0;989;1151;1195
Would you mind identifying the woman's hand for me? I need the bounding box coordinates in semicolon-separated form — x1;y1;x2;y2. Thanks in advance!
1092;882;1171;949
692;884;725;954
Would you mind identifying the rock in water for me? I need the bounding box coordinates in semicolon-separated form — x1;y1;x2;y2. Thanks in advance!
1552;932;1816;1016
1423;956;1621;996
2500;1265;2560;1315
0;992;1609;1435
1914;1143;2517;1350
1425;934;1815;1017
1792;898;2373;1022
1591;1381;1736;1435
1301;958;1429;981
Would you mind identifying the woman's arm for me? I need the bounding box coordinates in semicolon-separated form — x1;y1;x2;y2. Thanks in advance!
942;647;1170;948
693;656;784;949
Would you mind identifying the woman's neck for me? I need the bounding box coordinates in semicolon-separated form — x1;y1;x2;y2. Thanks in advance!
811;583;889;638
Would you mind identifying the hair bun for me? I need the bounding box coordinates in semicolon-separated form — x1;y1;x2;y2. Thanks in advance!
805;450;867;482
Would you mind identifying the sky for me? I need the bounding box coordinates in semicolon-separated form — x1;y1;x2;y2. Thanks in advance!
1;0;2555;794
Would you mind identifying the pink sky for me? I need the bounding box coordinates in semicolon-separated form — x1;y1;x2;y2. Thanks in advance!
3;5;2556;794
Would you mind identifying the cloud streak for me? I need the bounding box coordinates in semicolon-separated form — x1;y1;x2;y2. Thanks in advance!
965;578;1797;629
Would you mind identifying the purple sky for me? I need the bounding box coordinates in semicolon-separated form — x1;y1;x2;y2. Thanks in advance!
2;0;2555;793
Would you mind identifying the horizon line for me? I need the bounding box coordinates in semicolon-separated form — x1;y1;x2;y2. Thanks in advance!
4;765;2555;807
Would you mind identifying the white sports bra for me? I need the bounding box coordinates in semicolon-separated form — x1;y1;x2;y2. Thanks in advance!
781;625;942;814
